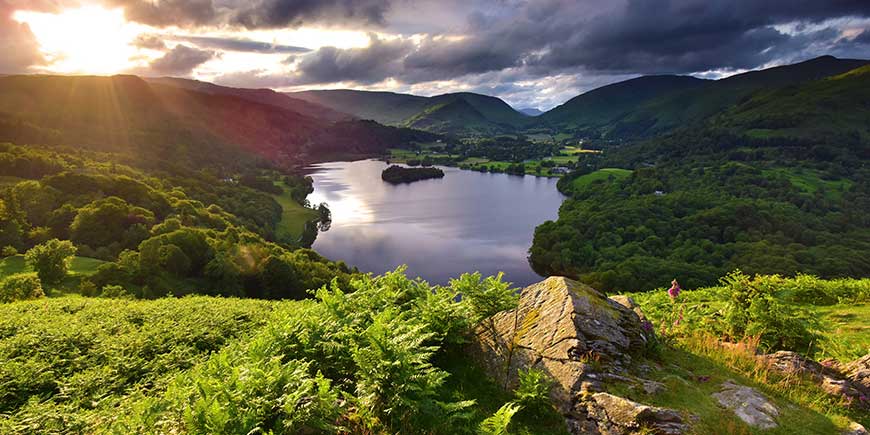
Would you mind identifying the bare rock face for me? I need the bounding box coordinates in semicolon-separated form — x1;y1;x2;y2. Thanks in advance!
468;276;680;434
712;381;779;429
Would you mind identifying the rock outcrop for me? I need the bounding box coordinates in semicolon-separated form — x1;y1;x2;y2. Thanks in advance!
844;353;870;391
468;276;682;434
712;381;779;429
759;351;870;410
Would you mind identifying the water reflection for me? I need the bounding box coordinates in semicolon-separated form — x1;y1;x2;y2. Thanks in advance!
306;160;565;286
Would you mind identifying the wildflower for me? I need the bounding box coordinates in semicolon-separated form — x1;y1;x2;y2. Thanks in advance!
641;320;653;332
667;279;681;300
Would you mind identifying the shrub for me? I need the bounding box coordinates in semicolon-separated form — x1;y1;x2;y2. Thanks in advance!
0;273;44;303
720;271;820;352
100;285;133;299
24;238;77;285
1;246;18;257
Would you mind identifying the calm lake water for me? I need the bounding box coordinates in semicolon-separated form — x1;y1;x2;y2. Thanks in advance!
306;159;565;287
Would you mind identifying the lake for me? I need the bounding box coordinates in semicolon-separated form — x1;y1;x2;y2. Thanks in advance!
306;159;565;287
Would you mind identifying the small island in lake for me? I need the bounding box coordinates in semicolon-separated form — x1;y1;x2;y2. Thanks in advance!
381;165;445;184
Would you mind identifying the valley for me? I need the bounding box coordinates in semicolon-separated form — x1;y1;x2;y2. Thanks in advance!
0;52;869;435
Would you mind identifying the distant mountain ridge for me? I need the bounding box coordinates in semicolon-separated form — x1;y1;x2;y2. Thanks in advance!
541;55;870;140
0;75;438;167
289;89;530;136
292;55;870;139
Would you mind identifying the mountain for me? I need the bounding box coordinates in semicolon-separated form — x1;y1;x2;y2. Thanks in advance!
289;89;529;136
147;77;351;122
537;75;708;136
0;75;438;168
616;62;870;164
540;55;870;140
288;89;430;125
519;108;543;116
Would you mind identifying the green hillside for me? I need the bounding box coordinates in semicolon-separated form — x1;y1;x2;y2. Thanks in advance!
537;75;708;136
530;62;870;293
537;55;870;140
289;89;431;124
290;89;530;136
0;75;435;167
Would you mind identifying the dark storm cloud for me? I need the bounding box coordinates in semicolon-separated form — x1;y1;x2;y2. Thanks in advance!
106;0;391;29
148;44;218;76
0;0;46;73
854;29;870;44
292;35;411;84
532;0;870;74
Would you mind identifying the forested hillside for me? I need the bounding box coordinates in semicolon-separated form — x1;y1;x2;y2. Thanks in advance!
530;61;870;292
0;142;351;300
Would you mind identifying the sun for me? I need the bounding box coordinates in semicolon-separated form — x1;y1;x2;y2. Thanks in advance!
13;6;144;75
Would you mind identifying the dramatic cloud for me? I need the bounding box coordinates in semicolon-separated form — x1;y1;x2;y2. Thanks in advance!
106;0;392;29
148;44;218;76
0;1;45;73
6;0;870;108
293;35;410;84
177;36;310;54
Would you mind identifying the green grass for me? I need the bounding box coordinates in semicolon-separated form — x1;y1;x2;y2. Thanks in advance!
271;181;319;242
571;168;633;189
607;343;859;434
0;255;105;279
762;168;852;199
813;302;870;361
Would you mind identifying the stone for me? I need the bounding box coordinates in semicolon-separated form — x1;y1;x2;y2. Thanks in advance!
760;351;870;409
844;353;870;391
712;381;779;429
843;421;868;435
587;393;687;435
467;276;662;434
641;379;667;395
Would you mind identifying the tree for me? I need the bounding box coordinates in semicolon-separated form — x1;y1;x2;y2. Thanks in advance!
0;273;44;302
24;239;77;285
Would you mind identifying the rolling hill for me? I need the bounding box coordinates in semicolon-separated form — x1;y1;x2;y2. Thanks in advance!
538;56;870;140
0;75;437;168
537;75;709;136
147;77;352;122
289;89;530;136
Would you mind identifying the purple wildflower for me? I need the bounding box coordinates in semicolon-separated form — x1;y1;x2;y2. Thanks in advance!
668;279;681;300
642;320;653;332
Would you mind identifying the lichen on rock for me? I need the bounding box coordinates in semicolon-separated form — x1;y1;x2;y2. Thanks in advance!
467;276;679;434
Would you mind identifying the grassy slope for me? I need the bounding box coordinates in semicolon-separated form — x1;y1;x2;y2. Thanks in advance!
619;289;870;431
570;168;633;189
0;255;105;278
271;181;319;242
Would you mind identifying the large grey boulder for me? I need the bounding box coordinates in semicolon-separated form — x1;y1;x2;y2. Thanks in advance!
468;276;678;434
712;381;779;429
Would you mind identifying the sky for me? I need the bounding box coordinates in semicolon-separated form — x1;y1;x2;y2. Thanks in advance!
2;0;870;110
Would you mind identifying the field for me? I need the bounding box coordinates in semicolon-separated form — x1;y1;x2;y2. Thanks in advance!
570;168;633;189
0;255;104;278
271;181;320;242
761;167;853;200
